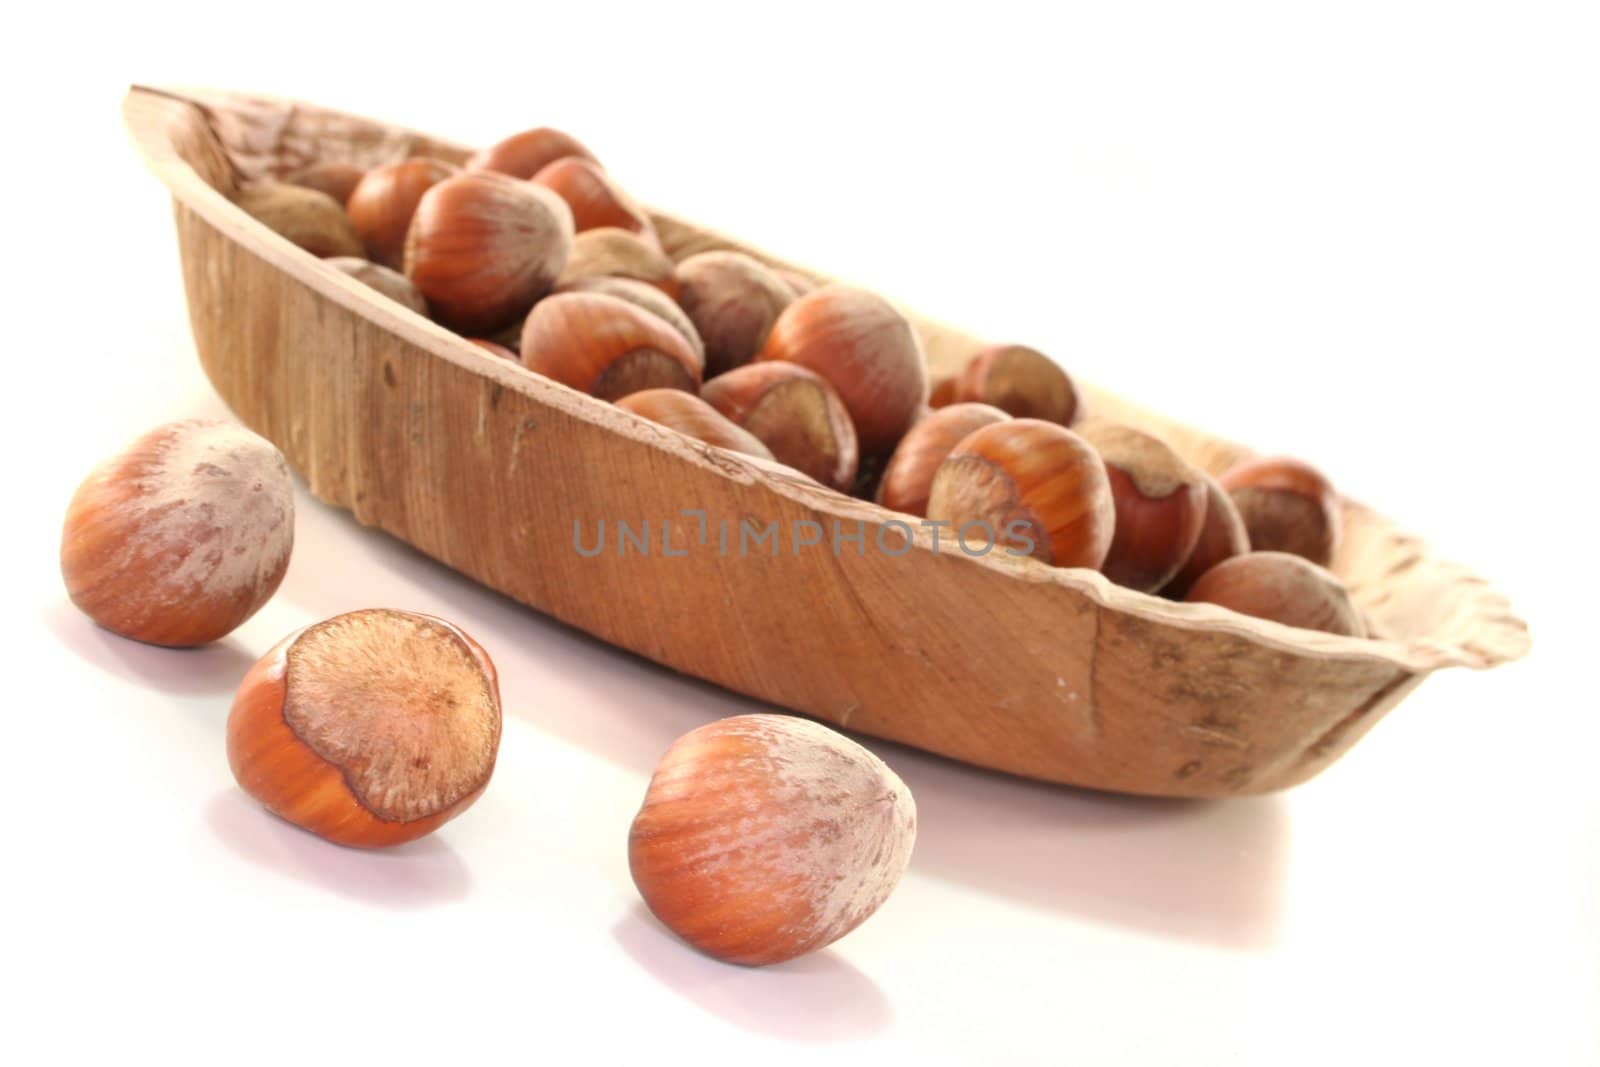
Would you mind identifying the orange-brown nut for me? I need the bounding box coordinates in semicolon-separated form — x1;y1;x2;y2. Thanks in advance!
928;373;957;409
60;420;294;647
1219;456;1342;567
521;292;702;400
324;257;428;316
877;403;1011;517
405;171;574;335
951;344;1079;425
282;161;366;207
1077;421;1207;592
675;251;795;378
701;362;858;489
227;609;502;848
234;181;364;258
556;228;678;298
1185;551;1365;637
345;157;460;269
556;275;704;363
467;126;598;179
926;419;1114;567
755;285;928;456
531;156;654;239
1161;471;1251;599
629;714;916;967
614;390;775;461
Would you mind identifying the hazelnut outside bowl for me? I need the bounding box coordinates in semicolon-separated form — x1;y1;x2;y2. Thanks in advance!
61;419;294;647
227;608;502;848
629;714;916;966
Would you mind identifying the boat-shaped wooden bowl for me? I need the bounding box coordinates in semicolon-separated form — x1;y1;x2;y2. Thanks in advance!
122;86;1529;798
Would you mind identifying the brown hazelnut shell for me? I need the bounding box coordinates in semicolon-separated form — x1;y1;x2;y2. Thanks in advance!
628;714;916;967
234;181;364;259
700;362;858;490
1161;472;1251;599
531;156;654;239
1077;422;1207;592
926;419;1114;567
877;403;1011;517
556;228;679;298
520;291;702;400
60;420;294;648
675;251;795;378
404;171;574;335
467;126;598;179
755;285;929;456
226;609;502;848
281;161;366;207
951;344;1079;425
556;275;704;363
1185;551;1365;637
345;157;459;269
1219;456;1342;567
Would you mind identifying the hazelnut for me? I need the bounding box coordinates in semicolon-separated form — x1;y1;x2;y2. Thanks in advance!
1076;421;1207;592
405;171;574;335
281;161;366;207
1185;552;1365;637
233;181;364;258
345;157;460;269
700;363;858;490
950;344;1079;425
629;714;916;967
756;285;929;456
324;257;428;316
468;126;598;179
531;156;654;239
60;420;294;647
614;390;775;461
521;292;701;400
675;251;795;377
1218;456;1342;567
227;609;502;848
556;275;704;363
926;419;1114;567
928;373;957;409
1161;471;1251;599
876;403;1010;517
556;227;678;298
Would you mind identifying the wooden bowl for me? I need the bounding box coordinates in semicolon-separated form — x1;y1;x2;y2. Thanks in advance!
122;86;1530;798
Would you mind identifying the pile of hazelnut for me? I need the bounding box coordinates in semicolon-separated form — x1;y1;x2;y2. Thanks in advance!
60;417;915;966
52;121;1369;970
251;123;1367;638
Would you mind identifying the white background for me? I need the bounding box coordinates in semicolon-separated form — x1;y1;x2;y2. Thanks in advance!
4;2;1596;1064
